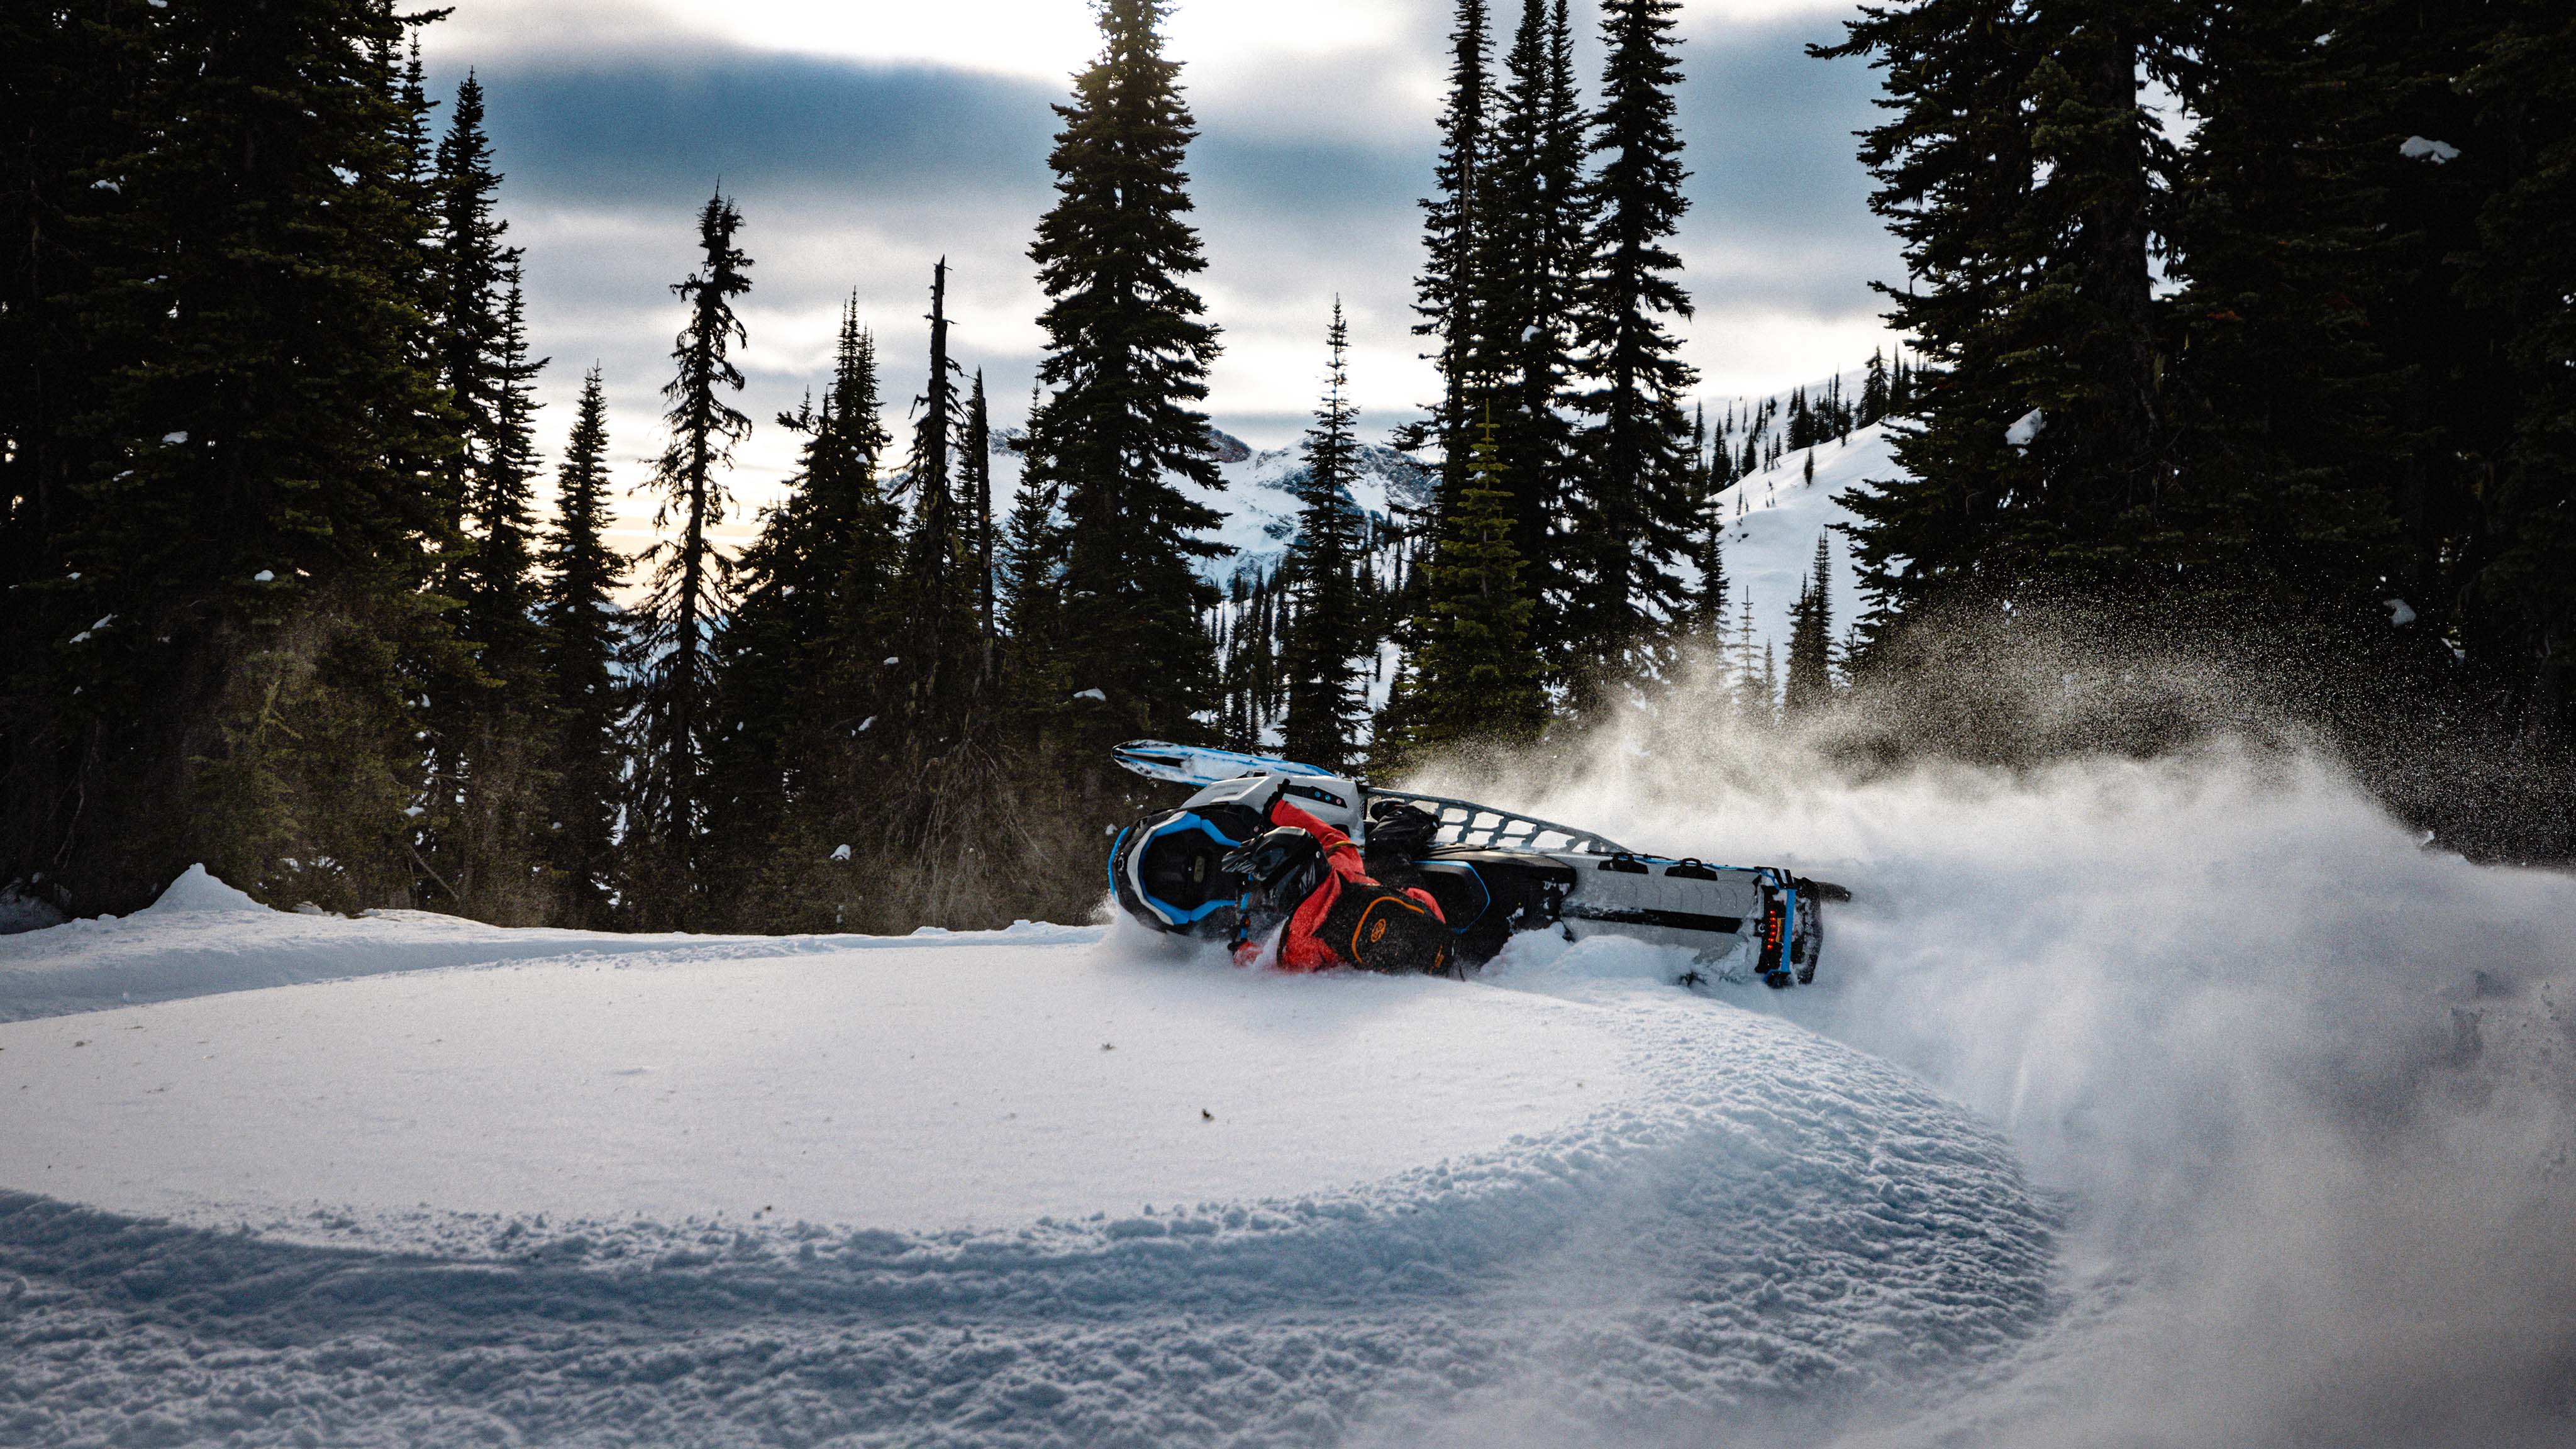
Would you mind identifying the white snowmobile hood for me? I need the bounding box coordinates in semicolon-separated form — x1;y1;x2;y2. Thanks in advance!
1182;772;1364;838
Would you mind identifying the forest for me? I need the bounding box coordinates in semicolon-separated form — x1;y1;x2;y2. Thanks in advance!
2;0;2568;930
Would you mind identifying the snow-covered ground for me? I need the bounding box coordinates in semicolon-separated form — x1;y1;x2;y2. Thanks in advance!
5;719;2571;1446
2;873;2050;1446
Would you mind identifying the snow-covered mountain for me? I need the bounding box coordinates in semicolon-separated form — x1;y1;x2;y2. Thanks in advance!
1196;430;1431;589
986;425;1432;591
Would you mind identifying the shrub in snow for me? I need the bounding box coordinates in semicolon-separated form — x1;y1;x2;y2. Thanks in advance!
0;884;65;935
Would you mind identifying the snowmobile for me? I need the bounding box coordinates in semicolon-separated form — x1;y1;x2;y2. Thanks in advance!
1105;740;1846;988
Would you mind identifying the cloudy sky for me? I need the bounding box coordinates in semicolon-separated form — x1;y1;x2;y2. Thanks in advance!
419;0;1897;554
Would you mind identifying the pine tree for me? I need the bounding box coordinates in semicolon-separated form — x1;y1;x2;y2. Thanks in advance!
428;71;516;550
1784;533;1835;714
445;262;550;920
1280;302;1370;771
1565;0;1699;709
965;369;997;679
1689;476;1728;637
1021;0;1227;762
414;69;528;911
1408;0;1495;511
893;257;979;728
2459;0;2576;754
628;188;751;928
1818;0;2174;652
1472;0;1592;658
2158;0;2406;639
708;297;904;932
1860;347;1890;426
0;0;151;911
1730;590;1764;717
535;367;626;928
1379;409;1543;770
40;0;454;913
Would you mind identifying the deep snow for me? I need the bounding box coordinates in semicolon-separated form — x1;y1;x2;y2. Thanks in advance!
0;869;2055;1447
6;709;2572;1446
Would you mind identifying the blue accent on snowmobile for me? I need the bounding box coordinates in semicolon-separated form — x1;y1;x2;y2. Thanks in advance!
1106;825;1131;896
1443;862;1492;935
1133;812;1253;927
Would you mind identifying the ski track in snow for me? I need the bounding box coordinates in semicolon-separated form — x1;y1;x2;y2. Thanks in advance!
0;902;2055;1448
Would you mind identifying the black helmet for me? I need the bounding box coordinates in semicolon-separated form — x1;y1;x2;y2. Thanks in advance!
1222;827;1327;910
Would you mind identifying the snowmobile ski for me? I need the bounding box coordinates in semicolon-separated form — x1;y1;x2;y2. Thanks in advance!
1111;740;1341;788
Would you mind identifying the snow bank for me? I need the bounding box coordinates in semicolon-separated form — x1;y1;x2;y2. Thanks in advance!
0;877;1081;1022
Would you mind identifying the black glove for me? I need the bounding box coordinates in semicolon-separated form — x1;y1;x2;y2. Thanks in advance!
1364;799;1438;859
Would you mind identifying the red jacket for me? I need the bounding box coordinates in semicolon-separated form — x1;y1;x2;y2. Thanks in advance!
1250;799;1447;972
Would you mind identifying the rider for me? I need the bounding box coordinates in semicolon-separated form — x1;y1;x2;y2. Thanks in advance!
1222;794;1455;977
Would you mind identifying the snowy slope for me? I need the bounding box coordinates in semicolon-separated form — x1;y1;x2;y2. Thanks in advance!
1704;425;1883;673
987;399;1885;680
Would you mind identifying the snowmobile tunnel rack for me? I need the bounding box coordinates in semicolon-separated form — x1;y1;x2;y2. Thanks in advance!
1364;789;1633;857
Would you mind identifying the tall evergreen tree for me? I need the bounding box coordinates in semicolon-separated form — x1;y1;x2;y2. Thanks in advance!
1818;0;2173;648
1280;302;1370;771
707;298;906;931
414;69;524;908
965;368;997;677
535;367;626;928
894;257;979;727
1565;0;1699;708
2458;0;2576;757
0;0;152;912
443;263;550;920
1407;0;1495;509
1379;410;1543;769
30;0;455;913
1689;460;1729;636
1021;0;1227;760
1784;533;1836;714
628;188;750;928
1475;0;1592;663
2160;0;2406;635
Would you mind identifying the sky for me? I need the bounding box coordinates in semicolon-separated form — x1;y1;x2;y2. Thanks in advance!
418;0;1899;557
